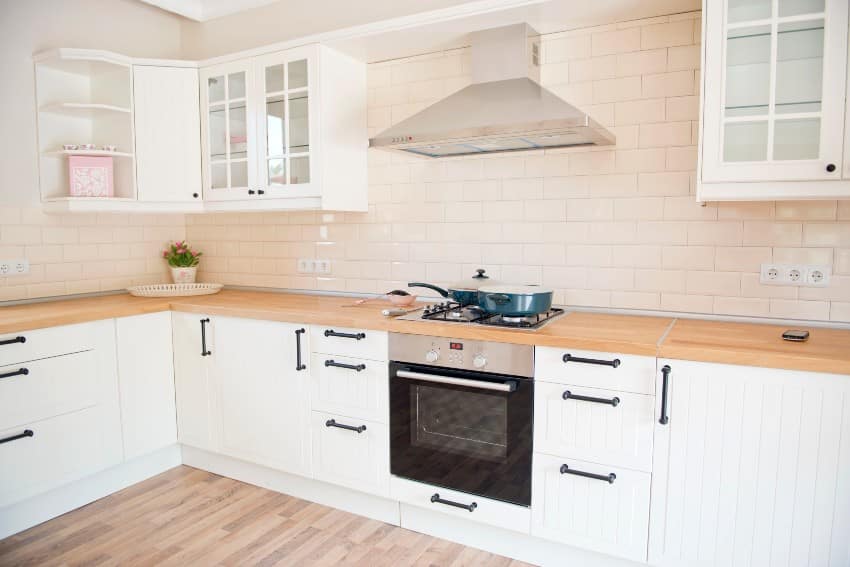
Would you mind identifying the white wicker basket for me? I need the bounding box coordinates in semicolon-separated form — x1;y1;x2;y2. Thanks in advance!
127;283;223;298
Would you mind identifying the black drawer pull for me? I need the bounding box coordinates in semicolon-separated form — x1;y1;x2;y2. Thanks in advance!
0;368;29;380
325;359;366;372
560;464;616;484
324;329;366;340
325;419;366;433
0;429;33;445
562;390;620;407
295;328;306;371
430;493;477;512
562;353;621;368
0;336;26;346
200;318;211;357
659;365;671;425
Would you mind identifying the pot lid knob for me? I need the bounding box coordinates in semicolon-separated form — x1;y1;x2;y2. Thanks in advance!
473;269;489;279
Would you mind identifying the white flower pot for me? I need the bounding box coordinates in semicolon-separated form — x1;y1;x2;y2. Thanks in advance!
171;266;197;284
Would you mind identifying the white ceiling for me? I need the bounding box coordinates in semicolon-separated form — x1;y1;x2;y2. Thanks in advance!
139;0;281;21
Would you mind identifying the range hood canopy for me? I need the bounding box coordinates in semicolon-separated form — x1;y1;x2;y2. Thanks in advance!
369;23;615;158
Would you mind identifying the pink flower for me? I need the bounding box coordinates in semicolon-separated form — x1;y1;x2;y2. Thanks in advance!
190;251;197;257
177;248;186;254
162;251;168;258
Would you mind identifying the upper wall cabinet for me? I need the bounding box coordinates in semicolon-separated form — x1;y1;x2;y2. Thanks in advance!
200;44;367;212
698;0;850;200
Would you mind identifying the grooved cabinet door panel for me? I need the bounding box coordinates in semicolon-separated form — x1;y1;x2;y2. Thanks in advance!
649;359;850;567
531;452;651;562
534;380;654;471
171;312;215;451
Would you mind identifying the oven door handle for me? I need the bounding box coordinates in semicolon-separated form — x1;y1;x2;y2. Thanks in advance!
396;369;516;392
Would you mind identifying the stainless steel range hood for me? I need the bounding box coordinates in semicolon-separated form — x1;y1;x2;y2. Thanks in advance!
369;24;615;158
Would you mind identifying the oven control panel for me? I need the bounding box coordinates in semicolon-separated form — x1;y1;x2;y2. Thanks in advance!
388;333;534;378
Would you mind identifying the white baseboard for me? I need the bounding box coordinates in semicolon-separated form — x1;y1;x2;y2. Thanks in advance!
180;445;400;526
0;444;181;540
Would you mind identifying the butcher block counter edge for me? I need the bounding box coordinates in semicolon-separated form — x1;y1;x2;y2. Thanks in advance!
1;289;848;375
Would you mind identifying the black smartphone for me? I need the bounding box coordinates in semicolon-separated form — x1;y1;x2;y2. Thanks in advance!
782;329;810;342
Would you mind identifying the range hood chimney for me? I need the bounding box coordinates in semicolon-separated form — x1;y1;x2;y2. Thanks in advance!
369;23;615;158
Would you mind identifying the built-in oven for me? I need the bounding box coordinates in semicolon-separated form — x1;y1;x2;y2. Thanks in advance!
389;333;534;507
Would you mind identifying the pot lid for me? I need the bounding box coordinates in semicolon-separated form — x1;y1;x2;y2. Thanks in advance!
478;284;554;294
450;268;498;291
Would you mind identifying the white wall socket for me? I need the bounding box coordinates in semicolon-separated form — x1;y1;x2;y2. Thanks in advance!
0;259;30;276
760;263;830;287
297;259;331;274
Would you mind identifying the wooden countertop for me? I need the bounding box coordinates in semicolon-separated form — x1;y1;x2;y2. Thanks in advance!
2;289;848;374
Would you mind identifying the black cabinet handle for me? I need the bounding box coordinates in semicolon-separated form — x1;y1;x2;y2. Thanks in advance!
192;192;199;198
430;493;477;512
826;163;837;173
0;368;29;380
324;329;366;340
324;359;366;372
0;336;26;346
560;464;616;484
659;365;671;425
248;189;256;195
562;390;620;407
325;419;366;433
258;189;265;195
295;328;306;371
200;318;211;356
562;353;621;368
0;429;33;445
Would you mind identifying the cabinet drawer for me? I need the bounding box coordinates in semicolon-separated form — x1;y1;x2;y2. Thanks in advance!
0;322;97;367
535;346;655;395
312;411;389;497
310;354;388;423
310;325;387;361
0;405;123;508
0;351;99;432
532;453;650;562
534;381;654;472
390;476;531;534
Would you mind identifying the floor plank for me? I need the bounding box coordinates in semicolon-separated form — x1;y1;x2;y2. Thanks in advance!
0;466;536;566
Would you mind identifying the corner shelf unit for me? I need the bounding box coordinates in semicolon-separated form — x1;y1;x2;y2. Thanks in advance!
34;49;137;202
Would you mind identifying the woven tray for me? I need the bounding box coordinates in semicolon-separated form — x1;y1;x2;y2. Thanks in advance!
127;283;223;298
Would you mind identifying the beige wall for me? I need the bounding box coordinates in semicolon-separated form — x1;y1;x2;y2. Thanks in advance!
187;11;850;323
0;0;186;300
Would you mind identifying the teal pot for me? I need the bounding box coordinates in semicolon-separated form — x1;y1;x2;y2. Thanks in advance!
477;285;553;316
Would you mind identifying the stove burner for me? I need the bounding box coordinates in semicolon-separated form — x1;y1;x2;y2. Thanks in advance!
418;301;565;330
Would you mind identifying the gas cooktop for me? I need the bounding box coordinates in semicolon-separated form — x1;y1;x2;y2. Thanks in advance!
398;301;566;330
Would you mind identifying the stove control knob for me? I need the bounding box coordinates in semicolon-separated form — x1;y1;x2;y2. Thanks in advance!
473;354;487;369
425;349;440;363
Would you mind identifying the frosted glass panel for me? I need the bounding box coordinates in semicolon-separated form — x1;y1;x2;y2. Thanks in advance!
775;20;824;113
231;161;248;187
208;105;226;159
208;76;224;103
289;93;309;152
229;102;247;159
266;96;285;156
289;59;308;89
228;72;246;99
779;0;824;17
211;163;227;189
724;121;768;162
268;159;285;185
774;118;820;160
291;156;310;184
728;0;771;23
725;26;771;116
266;65;284;93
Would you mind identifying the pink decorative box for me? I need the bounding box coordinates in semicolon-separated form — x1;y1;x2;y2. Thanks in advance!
68;155;114;197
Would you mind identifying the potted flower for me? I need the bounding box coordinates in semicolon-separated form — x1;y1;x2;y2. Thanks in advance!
163;241;202;284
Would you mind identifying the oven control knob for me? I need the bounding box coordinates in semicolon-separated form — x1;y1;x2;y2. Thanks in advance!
425;349;440;363
473;354;487;368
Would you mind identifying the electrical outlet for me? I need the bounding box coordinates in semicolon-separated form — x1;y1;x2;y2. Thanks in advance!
297;258;314;273
786;265;804;283
0;259;29;276
314;259;331;275
805;265;831;287
760;263;831;287
760;264;781;283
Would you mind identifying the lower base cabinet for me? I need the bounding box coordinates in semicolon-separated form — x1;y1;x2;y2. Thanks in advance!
531;452;651;562
311;410;389;497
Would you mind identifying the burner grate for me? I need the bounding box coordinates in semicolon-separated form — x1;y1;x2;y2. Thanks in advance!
419;302;566;329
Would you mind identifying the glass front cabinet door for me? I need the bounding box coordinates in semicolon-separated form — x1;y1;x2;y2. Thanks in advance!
200;62;258;200
254;46;319;200
701;0;849;188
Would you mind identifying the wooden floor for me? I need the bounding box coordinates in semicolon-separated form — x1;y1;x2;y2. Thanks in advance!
0;466;535;567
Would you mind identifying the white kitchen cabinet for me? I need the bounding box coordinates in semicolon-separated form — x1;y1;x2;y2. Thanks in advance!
212;316;312;476
310;353;388;423
171;312;217;452
648;359;850;567
133;65;202;204
698;0;850;200
115;312;177;461
531;452;651;562
200;44;367;212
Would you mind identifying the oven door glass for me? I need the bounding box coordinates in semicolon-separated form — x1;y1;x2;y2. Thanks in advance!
390;362;533;506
